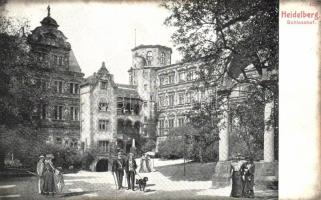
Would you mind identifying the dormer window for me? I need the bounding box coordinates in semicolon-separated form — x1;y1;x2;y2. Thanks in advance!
101;81;107;89
160;52;165;65
146;51;153;66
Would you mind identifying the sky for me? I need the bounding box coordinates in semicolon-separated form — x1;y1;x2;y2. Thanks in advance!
2;0;182;84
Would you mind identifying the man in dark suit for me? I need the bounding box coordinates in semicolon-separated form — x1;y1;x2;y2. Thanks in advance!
112;152;125;190
124;152;137;191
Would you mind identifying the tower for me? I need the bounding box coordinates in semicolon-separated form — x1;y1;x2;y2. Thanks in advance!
128;45;172;137
27;6;84;146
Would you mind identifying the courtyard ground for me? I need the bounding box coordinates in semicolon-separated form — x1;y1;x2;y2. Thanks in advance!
0;159;278;200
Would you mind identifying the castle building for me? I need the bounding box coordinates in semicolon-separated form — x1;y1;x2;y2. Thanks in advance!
28;7;84;147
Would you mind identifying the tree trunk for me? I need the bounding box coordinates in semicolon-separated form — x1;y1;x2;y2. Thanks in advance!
198;143;203;163
0;146;5;170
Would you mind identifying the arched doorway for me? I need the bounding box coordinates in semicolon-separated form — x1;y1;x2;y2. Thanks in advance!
96;159;108;172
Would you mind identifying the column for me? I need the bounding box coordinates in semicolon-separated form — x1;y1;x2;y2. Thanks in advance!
264;101;275;162
218;94;230;161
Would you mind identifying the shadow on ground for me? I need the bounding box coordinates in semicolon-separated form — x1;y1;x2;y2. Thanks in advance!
155;162;217;181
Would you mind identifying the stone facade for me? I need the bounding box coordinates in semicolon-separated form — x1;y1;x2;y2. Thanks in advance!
28;8;84;148
80;62;143;154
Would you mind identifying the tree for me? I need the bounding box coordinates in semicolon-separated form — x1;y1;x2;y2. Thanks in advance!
162;0;278;84
0;16;49;169
162;0;278;160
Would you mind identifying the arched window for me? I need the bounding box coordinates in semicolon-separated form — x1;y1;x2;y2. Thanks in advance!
160;52;165;65
146;51;153;66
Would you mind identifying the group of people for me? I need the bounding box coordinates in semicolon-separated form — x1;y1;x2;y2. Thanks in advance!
111;152;155;191
36;154;64;196
230;155;255;198
112;152;138;190
139;153;154;173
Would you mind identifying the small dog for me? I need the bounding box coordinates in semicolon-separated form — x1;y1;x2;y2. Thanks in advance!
136;177;148;191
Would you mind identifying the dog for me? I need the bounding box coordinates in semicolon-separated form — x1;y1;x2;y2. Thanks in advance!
136;177;148;191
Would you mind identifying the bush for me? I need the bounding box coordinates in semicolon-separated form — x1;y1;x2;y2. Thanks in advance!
81;150;96;170
141;139;156;153
158;136;184;159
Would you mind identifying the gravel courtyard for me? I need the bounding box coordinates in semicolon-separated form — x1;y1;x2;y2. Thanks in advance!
0;159;278;200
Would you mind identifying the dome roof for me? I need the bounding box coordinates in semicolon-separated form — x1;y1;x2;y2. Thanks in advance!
40;16;59;28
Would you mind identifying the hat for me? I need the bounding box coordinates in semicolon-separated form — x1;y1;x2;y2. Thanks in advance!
129;153;134;156
39;155;44;158
46;154;54;159
117;152;122;156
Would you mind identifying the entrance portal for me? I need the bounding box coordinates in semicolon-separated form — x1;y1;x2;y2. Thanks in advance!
96;159;108;172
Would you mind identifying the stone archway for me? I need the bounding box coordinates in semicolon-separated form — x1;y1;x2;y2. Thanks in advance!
96;159;109;172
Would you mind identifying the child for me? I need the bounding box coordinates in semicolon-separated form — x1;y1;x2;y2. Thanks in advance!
55;167;64;193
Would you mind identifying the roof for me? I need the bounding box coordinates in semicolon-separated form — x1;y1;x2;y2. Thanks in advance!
116;87;140;99
116;83;137;89
40;16;59;28
69;50;81;73
131;44;172;53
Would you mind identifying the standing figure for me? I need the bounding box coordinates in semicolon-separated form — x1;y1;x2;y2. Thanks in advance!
146;155;152;172
230;154;246;198
139;154;148;173
242;158;255;198
124;153;137;191
36;155;45;194
42;154;57;196
112;152;125;190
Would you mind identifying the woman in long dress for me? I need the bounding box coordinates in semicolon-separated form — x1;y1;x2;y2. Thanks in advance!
146;155;152;172
42;154;57;196
139;154;148;173
242;159;255;198
230;155;245;198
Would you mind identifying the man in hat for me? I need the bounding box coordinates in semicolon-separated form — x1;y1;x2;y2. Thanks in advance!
112;152;125;190
124;152;137;191
36;155;45;194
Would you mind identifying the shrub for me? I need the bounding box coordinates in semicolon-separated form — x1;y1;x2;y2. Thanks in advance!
141;139;156;153
81;150;96;170
158;136;184;159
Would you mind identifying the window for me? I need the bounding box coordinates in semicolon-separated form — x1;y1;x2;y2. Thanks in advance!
179;72;185;82
143;70;148;78
159;119;164;136
186;92;192;104
69;83;79;94
187;71;194;81
41;104;47;119
54;81;63;93
101;81;107;89
168;74;175;84
70;140;78;148
54;106;63;120
178;118;184;127
178;93;184;105
70;106;79;121
56;137;62;145
99;120;108;131
37;79;48;91
146;51;153;65
99;140;109;152
144;116;148;122
200;90;205;101
169;119;174;128
168;93;174;106
144;84;148;91
58;56;64;66
160;77;165;86
98;102;108;112
160;52;165;64
53;55;58;65
159;95;165;107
